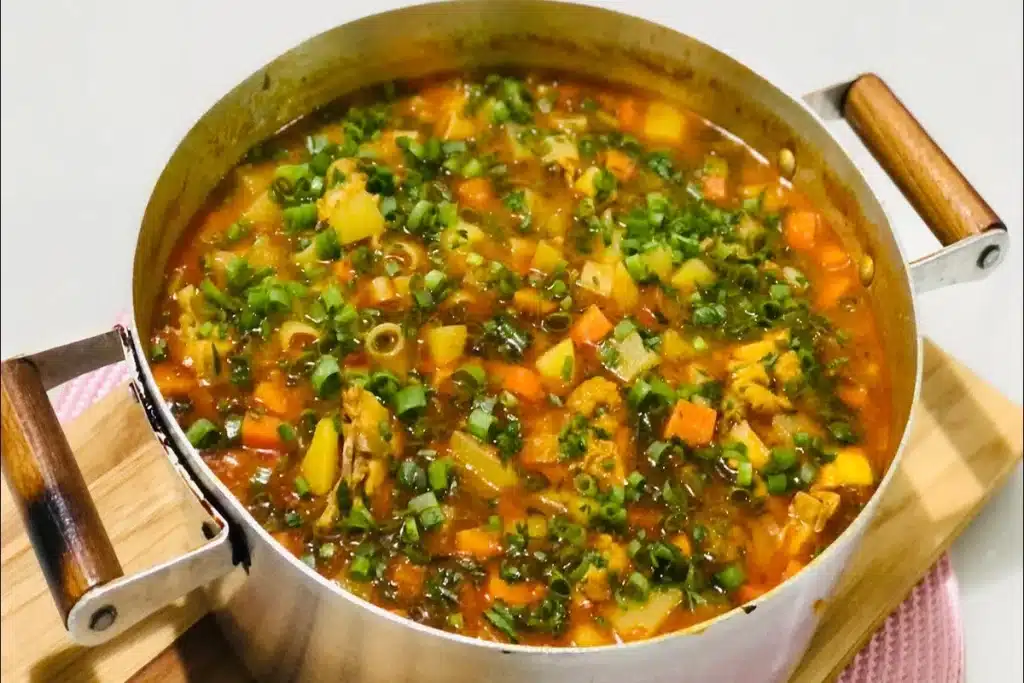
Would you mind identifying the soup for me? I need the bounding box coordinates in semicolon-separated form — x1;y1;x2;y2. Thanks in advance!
148;72;889;646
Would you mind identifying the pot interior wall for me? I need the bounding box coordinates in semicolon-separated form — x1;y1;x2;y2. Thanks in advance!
133;0;917;470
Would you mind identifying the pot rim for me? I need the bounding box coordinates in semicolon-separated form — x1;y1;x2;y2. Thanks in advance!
131;0;923;655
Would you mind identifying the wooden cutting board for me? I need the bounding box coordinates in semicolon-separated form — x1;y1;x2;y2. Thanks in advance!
2;339;1021;683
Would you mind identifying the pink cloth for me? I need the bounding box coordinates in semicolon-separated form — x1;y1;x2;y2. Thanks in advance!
52;361;964;682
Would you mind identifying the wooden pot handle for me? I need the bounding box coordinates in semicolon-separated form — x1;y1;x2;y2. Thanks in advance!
843;73;1005;246
1;356;123;624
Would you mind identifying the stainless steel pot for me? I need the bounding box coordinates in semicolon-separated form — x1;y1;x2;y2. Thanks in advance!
1;2;1008;682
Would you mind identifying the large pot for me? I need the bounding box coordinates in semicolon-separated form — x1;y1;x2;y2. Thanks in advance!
0;2;1008;682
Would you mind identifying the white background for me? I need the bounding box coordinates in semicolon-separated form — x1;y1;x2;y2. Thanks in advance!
2;1;1021;680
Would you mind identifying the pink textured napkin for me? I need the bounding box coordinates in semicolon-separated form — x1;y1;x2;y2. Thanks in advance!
52;360;964;682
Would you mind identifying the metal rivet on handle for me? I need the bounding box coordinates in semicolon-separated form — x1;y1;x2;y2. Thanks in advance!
978;245;1001;270
89;606;117;631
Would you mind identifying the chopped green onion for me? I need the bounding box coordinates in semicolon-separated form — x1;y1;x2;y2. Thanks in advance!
467;408;496;441
408;491;440;514
771;448;798;471
394;384;428;418
646;441;670;466
625;571;650;600
466;252;485;267
428;458;453;493
200;279;238;311
424;269;446;292
344;501;376;530
692;336;708;353
715;563;746;591
828;421;857;444
484;604;519;642
452;364;487;389
401;516;421;544
769;283;791;301
398;460;428;491
278;423;297;443
574;473;598;497
613;319;637;341
318;542;336;559
294;476;311;497
461;158;484;178
186;419;220;449
419;506;446;530
150;338;168;362
321;285;344;312
284;510;303;528
314;227;341;260
735;461;754;488
407;200;433;232
311;355;342;398
349;555;374;581
283;203;318;232
766;473;789;495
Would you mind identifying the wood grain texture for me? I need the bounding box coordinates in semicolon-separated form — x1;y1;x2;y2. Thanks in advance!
2;341;1021;682
0;359;123;624
844;73;1004;246
1;384;214;683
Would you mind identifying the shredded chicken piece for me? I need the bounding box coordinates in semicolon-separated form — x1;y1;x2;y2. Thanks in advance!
317;387;399;531
568;377;622;417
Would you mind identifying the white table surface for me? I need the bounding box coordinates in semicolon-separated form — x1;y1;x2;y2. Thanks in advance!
2;0;1021;680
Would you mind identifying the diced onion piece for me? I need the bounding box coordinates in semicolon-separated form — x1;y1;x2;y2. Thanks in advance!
609;332;660;383
579;261;614;298
607;588;683;640
449;431;518;496
728;420;770;470
426;325;468;367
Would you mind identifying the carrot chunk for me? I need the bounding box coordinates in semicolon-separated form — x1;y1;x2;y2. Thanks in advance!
457;177;495;212
783;211;818;251
604;149;636;182
241;412;286;450
254;374;295;418
487;572;545;606
487;362;546;402
616;98;641;131
389;557;427;602
455;528;503;561
663;400;718;446
702;175;728;202
837;382;868;409
817;242;852;271
152;365;196;397
570;305;614;346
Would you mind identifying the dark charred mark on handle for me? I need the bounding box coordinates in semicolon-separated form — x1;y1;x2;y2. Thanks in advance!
24;488;74;608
